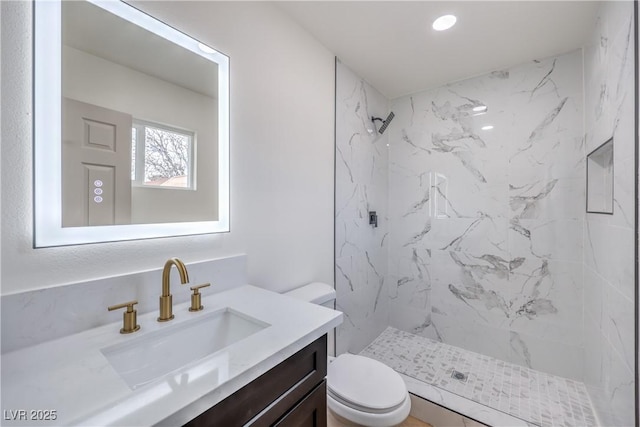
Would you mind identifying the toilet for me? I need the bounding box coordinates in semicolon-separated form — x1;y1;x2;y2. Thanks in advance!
285;283;411;427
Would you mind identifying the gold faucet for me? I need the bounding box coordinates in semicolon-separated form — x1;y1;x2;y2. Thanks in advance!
158;258;190;322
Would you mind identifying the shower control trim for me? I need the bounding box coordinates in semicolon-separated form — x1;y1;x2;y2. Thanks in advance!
369;211;378;228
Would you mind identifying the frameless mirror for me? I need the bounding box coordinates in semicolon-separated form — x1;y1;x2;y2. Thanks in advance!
34;0;229;247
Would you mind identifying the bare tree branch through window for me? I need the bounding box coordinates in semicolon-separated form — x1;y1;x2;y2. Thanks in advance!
131;122;193;188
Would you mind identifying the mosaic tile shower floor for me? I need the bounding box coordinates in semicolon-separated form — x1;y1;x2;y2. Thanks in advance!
360;327;597;427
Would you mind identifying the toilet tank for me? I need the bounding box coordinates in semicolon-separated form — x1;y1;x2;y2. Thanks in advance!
284;282;336;308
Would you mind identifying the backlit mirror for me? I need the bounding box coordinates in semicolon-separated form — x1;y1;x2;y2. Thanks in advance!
34;0;229;247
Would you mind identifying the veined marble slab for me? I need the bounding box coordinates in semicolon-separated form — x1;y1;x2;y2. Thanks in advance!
1;255;248;354
335;60;391;354
387;50;587;380
582;1;636;426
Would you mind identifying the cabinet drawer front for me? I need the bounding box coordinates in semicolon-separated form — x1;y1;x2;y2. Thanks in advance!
184;334;327;427
274;380;326;427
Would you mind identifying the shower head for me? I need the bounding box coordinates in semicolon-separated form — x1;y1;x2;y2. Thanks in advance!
371;112;395;135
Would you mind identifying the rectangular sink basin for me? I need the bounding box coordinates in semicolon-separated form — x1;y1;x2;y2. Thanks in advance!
101;308;269;389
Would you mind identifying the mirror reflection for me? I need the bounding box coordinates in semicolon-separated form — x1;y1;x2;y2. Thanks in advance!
62;1;219;226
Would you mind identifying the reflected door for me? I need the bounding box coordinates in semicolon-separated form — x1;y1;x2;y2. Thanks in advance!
62;98;132;227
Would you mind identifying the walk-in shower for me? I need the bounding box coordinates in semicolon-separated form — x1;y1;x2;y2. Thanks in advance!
334;1;637;426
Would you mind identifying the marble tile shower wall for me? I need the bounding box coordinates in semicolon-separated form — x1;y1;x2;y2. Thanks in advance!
582;2;635;426
335;61;390;354
387;50;586;380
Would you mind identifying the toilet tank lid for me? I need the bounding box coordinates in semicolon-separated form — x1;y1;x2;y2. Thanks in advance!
284;282;335;305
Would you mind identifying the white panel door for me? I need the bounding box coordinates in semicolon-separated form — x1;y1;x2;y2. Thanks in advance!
62;98;132;227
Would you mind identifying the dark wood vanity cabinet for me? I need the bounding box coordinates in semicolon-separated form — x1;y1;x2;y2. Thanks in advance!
184;334;327;427
273;380;326;427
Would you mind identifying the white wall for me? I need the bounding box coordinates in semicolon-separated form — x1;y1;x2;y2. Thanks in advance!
63;46;218;223
0;1;335;295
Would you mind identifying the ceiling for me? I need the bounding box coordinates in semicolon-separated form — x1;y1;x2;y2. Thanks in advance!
63;1;219;98
276;1;600;99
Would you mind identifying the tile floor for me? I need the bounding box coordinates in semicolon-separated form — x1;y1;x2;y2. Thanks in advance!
360;327;597;427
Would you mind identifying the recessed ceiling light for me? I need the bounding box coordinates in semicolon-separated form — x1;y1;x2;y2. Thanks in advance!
198;43;217;54
473;105;487;112
432;15;457;31
481;125;494;131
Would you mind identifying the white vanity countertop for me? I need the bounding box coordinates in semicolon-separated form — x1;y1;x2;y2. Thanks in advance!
1;285;342;426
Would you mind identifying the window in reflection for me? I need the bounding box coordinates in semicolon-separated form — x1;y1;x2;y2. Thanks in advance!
132;121;194;190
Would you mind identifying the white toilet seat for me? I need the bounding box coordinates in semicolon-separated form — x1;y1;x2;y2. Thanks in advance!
327;390;411;426
327;354;411;426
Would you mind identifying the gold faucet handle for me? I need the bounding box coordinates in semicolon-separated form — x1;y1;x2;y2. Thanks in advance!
108;300;141;334
189;283;211;312
108;300;138;312
190;283;211;292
